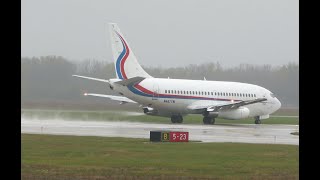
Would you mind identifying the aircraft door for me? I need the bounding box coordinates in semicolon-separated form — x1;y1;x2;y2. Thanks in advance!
152;83;159;100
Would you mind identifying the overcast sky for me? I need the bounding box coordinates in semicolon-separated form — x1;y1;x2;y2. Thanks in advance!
21;0;298;68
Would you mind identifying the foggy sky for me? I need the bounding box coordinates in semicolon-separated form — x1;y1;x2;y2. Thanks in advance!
21;0;298;68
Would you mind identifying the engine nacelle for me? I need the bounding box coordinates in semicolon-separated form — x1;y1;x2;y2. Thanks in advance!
218;107;250;120
143;107;158;115
203;111;219;118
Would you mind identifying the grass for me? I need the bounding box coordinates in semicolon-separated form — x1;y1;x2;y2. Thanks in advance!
22;134;298;180
21;109;299;125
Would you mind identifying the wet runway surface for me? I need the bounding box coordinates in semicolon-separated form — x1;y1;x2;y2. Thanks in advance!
21;118;299;145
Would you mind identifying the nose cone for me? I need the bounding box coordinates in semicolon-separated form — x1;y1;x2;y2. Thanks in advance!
275;98;281;111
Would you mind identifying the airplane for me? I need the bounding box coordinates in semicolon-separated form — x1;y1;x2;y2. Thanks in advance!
73;23;281;125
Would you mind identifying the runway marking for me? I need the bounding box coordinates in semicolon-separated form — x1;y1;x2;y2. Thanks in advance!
21;118;299;145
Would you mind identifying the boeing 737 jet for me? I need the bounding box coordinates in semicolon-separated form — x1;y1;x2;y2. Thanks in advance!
73;23;281;124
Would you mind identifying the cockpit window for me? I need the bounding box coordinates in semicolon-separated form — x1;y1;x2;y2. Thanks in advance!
270;93;275;98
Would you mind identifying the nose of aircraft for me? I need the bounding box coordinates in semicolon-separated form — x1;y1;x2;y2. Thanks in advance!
275;98;281;111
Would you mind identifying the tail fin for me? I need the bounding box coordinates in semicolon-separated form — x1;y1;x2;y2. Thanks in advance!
109;23;152;80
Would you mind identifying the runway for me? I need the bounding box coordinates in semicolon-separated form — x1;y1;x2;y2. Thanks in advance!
21;118;299;145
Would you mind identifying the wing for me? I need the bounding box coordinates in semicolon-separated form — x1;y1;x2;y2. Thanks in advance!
84;93;137;104
188;98;267;112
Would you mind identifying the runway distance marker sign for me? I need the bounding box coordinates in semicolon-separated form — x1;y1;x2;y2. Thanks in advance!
150;131;189;142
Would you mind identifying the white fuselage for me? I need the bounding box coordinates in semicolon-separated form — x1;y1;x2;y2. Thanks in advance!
110;78;281;118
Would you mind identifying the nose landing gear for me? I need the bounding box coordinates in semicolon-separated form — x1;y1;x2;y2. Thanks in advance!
254;116;261;124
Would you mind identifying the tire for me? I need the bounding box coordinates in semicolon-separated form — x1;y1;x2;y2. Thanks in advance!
177;116;183;123
203;117;212;124
171;115;183;123
171;116;177;123
254;116;261;124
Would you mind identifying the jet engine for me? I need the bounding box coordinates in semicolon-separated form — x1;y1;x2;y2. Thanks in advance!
217;107;250;120
203;111;219;118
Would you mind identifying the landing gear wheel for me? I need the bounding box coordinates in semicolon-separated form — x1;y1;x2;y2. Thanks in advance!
171;115;183;124
254;117;261;124
203;117;214;125
211;118;215;125
171;116;177;123
177;116;183;123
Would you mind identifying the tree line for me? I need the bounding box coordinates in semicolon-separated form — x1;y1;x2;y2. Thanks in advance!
21;56;298;108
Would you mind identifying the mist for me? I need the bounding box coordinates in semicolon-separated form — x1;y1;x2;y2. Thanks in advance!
21;56;298;108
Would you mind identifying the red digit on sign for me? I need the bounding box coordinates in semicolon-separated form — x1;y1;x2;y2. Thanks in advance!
173;133;176;140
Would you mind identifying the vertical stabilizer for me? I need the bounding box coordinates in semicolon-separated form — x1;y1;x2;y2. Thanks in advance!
109;23;153;80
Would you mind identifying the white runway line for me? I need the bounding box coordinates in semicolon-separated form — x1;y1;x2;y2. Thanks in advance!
21;118;299;145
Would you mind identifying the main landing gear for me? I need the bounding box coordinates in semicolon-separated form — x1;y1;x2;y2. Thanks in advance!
254;116;261;124
203;116;215;125
171;115;183;123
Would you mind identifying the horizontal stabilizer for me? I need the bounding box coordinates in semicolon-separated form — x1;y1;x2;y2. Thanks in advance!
84;93;137;104
114;76;145;86
72;75;109;83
